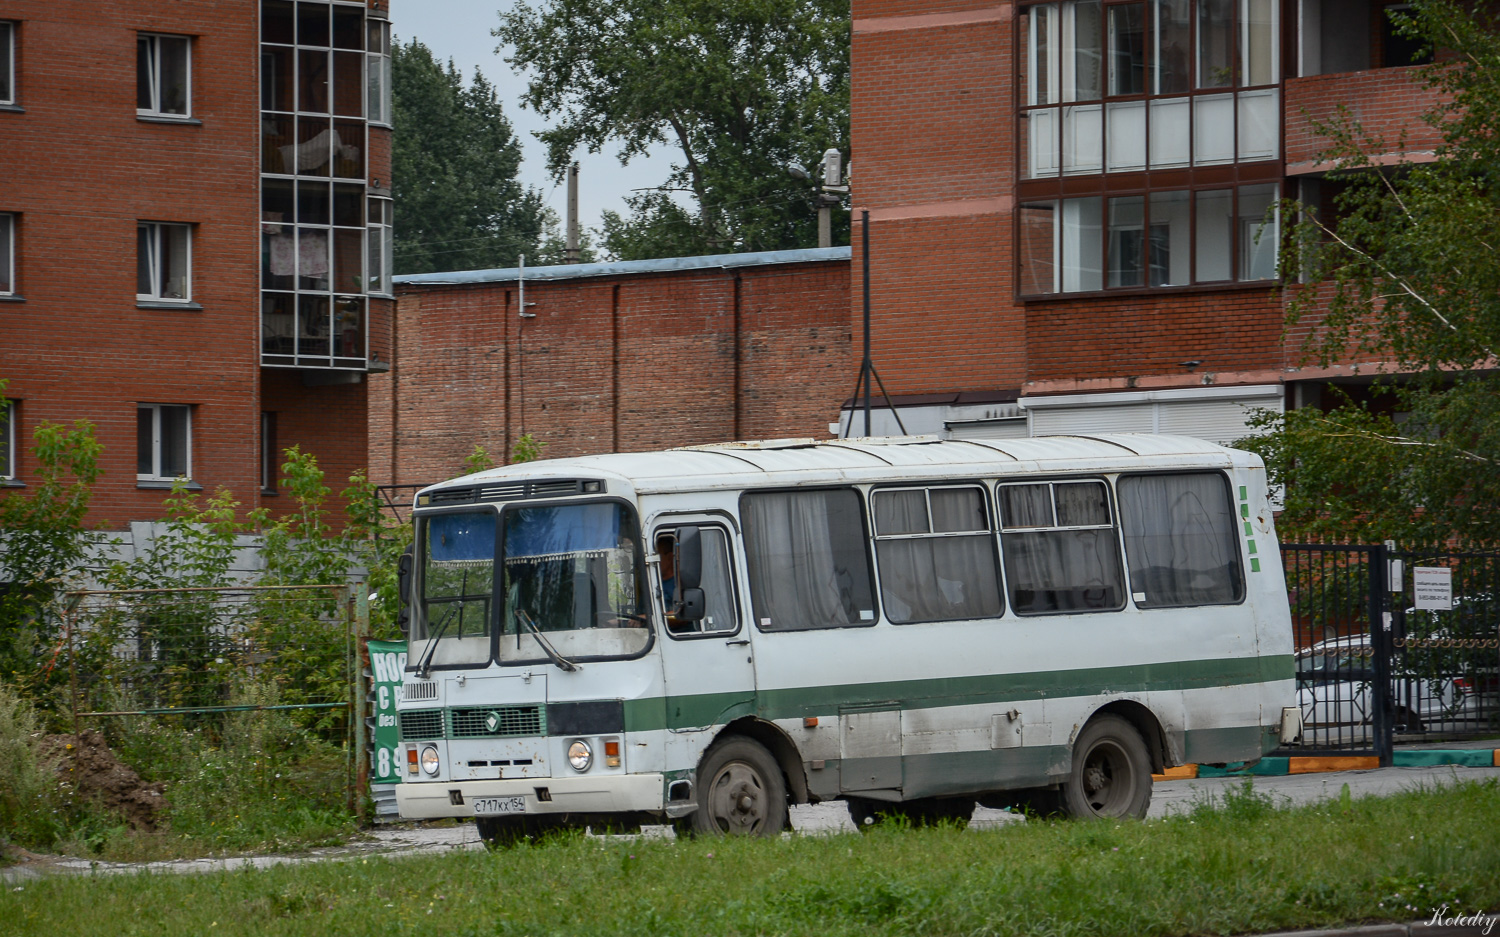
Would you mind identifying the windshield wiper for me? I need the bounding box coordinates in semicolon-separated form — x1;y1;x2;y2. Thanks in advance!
515;609;580;673
415;601;461;679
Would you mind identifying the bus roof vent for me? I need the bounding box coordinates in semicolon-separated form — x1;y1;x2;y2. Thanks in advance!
424;479;605;507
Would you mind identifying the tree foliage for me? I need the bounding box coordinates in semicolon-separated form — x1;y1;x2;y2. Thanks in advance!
496;0;850;259
392;39;546;274
1241;0;1500;547
0;391;104;694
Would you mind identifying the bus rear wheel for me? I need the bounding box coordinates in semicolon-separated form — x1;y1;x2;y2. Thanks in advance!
1062;715;1152;820
691;737;788;836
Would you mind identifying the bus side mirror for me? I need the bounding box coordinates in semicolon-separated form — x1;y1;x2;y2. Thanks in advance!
396;548;413;637
675;526;703;591
678;587;706;622
397;548;413;603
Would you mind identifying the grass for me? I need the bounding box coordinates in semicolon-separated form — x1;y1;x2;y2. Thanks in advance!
4;778;1499;937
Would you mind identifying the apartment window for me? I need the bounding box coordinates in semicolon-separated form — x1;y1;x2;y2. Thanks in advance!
997;480;1125;615
872;486;1004;624
1022;0;1278;178
262;1;374;372
137;34;191;118
137;223;192;302
1018;183;1277;294
1;21;15;106
367;18;391;125
0;213;13;295
1;400;14;481
137;404;191;482
367;194;392;295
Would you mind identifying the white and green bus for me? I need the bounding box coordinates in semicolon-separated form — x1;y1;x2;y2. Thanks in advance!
393;434;1296;837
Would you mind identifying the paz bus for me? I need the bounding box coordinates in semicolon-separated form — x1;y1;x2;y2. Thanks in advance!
393;434;1297;838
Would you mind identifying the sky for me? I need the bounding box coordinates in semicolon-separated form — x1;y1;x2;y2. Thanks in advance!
385;0;677;241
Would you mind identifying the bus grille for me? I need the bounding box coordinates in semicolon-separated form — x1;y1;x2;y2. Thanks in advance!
451;705;544;738
398;709;445;741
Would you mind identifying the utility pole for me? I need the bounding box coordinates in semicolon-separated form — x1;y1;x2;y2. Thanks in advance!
565;162;581;264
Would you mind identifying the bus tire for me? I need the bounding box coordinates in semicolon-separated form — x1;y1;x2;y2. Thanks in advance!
1061;715;1152;820
691;737;788;836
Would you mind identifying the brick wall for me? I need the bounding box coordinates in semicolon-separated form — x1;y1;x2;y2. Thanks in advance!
1284;67;1446;169
0;2;392;530
851;3;1023;398
374;258;852;486
0;1;262;527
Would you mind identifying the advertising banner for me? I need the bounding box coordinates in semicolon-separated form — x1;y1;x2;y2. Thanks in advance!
369;639;408;784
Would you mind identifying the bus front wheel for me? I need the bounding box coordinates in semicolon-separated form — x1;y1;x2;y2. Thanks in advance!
692;737;788;836
1062;715;1152;820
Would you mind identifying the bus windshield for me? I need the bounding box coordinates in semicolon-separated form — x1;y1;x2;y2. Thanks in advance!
499;502;650;662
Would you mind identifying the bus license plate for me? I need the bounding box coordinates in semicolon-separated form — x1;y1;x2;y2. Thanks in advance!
473;796;526;816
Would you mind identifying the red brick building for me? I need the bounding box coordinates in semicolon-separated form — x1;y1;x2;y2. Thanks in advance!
374;250;852;485
848;0;1442;442
0;0;394;527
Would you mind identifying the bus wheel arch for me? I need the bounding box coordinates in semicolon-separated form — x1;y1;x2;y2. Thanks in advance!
1062;712;1154;819
712;717;810;805
1089;699;1170;774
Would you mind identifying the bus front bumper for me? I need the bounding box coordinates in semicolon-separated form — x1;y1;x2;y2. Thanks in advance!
396;774;667;820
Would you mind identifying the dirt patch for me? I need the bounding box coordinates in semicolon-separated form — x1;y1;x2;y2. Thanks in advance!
40;730;166;831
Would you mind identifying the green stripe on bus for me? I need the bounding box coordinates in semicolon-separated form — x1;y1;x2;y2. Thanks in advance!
627;655;1294;731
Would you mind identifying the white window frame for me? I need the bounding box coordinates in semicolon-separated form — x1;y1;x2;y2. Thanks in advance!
1;399;15;481
137;404;192;482
137;222;193;303
365;18;391;125
0;21;15;107
137;32;192;119
367;194;393;296
0;212;13;296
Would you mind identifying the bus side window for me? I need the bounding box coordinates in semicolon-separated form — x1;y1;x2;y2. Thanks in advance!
872;485;1004;623
742;488;878;631
1117;472;1244;608
997;480;1125;615
657;527;738;635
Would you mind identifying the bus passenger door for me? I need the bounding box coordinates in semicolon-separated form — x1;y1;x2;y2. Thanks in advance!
654;521;757;738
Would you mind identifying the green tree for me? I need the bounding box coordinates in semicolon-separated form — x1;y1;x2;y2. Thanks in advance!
1241;0;1500;547
496;0;850;259
392;39;547;274
0;387;104;692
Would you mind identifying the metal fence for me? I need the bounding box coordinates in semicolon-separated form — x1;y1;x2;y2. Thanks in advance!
61;583;371;814
1279;543;1500;762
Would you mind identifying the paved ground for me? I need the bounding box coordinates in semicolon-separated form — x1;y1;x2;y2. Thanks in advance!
5;761;1496;882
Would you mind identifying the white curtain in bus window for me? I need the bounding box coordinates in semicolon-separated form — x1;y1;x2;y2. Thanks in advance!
1117;473;1244;607
998;481;1125;614
742;489;876;631
873;488;1003;624
423;511;497;637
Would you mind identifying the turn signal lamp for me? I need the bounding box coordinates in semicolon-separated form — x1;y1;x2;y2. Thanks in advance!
604;739;620;768
406;747;419;775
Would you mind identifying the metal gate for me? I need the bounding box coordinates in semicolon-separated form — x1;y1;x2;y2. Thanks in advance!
1278;543;1392;762
1279;543;1500;763
1388;549;1500;740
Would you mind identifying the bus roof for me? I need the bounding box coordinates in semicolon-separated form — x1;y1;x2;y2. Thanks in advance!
418;434;1261;502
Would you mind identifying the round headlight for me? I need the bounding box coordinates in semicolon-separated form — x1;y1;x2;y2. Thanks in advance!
568;739;593;772
420;745;440;776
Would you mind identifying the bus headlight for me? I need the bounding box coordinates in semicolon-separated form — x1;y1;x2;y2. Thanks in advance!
420;745;440;776
568;739;593;772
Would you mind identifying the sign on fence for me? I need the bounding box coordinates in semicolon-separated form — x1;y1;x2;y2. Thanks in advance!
369;640;408;783
1413;566;1453;610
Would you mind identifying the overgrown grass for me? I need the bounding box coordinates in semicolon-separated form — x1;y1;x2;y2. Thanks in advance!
5;779;1498;937
1;679;356;862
